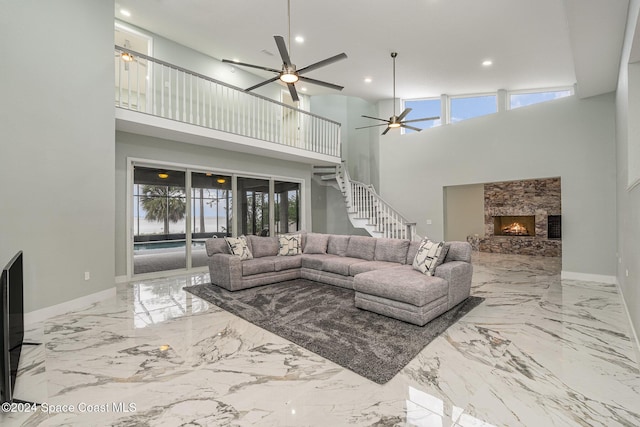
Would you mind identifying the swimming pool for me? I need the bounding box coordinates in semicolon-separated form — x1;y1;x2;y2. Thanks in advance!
134;240;205;253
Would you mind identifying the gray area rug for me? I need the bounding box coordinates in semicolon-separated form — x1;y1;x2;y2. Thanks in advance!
184;279;483;384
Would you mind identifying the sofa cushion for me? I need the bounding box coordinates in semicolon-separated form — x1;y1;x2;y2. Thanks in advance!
248;235;279;258
301;254;339;270
205;238;230;256
322;257;364;276
406;240;421;265
354;265;448;307
242;257;275;276
274;255;302;272
277;233;302;256
374;238;410;264
224;236;253;260
327;235;350;256
349;260;403;276
412;239;445;276
444;241;471;263
303;233;329;254
345;236;376;261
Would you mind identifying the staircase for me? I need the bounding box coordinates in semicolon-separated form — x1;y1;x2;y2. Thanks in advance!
314;162;418;240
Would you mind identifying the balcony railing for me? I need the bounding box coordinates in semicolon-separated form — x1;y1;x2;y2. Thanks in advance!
115;46;341;158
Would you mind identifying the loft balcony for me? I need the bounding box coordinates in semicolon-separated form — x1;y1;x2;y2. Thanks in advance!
115;46;341;165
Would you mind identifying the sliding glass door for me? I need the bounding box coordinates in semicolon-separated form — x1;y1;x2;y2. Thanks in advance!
133;166;187;274
190;172;232;267
237;177;270;236
130;162;303;276
274;181;300;234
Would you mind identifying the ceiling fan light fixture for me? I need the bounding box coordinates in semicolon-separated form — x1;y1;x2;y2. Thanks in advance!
388;122;401;128
216;177;226;184
280;72;299;83
280;64;299;83
158;172;169;179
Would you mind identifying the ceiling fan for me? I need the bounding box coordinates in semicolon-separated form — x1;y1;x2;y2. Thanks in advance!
357;52;439;135
221;0;347;102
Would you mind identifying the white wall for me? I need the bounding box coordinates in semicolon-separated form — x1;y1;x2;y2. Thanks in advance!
309;95;381;235
616;0;640;351
310;95;378;185
0;1;115;312
444;184;484;241
115;132;314;277
377;93;617;277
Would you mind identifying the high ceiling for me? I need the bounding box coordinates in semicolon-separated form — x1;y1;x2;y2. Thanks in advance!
114;0;628;102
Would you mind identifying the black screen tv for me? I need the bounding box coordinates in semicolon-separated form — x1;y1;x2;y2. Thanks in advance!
0;251;24;404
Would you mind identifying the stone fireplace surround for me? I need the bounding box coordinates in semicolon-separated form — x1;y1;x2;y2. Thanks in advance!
479;178;561;257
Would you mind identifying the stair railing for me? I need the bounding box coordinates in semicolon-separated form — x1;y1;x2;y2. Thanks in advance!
337;164;417;240
115;45;341;158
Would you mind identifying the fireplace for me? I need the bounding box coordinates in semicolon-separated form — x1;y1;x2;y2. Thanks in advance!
480;178;560;257
493;215;536;236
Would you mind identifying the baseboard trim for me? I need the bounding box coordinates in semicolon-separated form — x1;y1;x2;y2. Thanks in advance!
115;275;129;284
24;287;116;326
616;280;640;368
560;271;617;284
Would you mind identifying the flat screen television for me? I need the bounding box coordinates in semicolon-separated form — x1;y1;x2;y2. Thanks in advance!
0;251;24;404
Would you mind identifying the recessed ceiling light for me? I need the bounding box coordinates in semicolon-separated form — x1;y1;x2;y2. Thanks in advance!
120;9;131;17
482;60;493;67
295;36;304;43
364;77;372;83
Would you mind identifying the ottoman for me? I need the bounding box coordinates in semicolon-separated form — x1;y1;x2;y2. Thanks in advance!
353;265;449;326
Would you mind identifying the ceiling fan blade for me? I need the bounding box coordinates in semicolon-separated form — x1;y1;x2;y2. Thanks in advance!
245;76;280;92
274;36;292;66
396;108;412;121
298;76;344;91
222;59;280;73
361;115;390;122
402;116;440;124
355;123;391;130
287;83;299;102
381;126;392;136
401;124;423;132
298;53;348;74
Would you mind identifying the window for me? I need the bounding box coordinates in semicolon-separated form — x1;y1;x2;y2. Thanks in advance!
509;88;573;110
274;181;300;234
450;95;497;123
402;98;441;134
133;166;187;274
129;161;305;276
190;172;232;267
237;177;270;236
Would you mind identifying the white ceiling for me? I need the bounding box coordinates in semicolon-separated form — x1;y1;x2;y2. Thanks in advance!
114;0;628;102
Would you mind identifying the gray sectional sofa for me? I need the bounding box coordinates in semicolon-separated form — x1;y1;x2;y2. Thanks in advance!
205;233;473;326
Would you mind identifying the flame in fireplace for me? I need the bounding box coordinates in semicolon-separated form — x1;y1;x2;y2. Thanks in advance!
502;222;529;235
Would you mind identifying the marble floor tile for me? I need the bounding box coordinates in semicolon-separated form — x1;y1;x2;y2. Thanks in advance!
1;252;639;426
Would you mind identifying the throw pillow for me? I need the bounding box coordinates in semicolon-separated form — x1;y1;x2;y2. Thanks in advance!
303;233;329;254
224;236;253;260
278;233;302;256
412;239;445;276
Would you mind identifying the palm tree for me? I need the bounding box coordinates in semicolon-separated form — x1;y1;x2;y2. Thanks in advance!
140;185;186;234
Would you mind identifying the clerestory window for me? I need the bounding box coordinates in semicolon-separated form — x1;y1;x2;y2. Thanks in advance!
509;88;574;110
